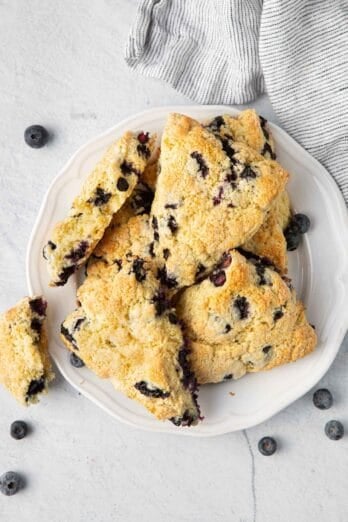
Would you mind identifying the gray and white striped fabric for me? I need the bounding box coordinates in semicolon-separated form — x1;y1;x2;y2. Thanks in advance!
125;0;348;203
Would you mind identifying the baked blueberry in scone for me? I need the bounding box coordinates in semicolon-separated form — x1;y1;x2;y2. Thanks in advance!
206;109;276;160
43;130;157;286
0;297;54;405
60;259;200;426
176;250;317;384
150;113;288;289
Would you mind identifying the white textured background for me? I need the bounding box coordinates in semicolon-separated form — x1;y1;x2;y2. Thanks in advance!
0;2;347;521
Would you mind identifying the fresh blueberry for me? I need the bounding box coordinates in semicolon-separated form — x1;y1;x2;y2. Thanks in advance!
10;421;28;440
284;228;301;251
70;352;85;368
258;436;277;456
292;213;311;234
313;388;333;410
325;420;344;440
0;472;22;496
24;125;49;148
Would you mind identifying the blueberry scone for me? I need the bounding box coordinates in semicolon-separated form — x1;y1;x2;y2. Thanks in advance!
150;113;288;289
206;111;291;272
0;297;54;405
176;250;317;384
43;131;156;286
61;259;200;426
206;109;276;159
86;214;155;278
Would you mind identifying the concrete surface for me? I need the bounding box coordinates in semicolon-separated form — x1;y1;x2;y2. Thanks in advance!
0;1;347;521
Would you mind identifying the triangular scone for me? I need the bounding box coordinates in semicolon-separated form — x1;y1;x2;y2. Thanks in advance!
207;109;276;159
0;297;54;405
61;259;200;426
150;113;288;289
43;131;157;286
176;250;316;384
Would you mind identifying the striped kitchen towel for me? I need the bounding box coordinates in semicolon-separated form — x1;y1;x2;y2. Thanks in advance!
125;0;348;203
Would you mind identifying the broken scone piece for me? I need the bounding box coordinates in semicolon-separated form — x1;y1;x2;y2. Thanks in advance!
0;296;54;405
61;259;200;426
43;130;157;286
176;250;317;384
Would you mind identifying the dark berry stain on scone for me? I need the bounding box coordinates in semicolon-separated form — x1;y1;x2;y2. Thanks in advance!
65;241;89;263
210;269;226;287
218;137;238;164
223;373;233;380
261;142;276;159
167;215;178;234
164;203;178;210
120;161;140;177
88;187;112;207
259;115;270;141
151;291;170;316
57;266;76;286
234;296;249;319
60;324;79;350
224;324;231;333
29;298;47;317
195;263;206;281
190;151;209;178
134;381;170;399
149;242;155;258
131;258;147;282
219;252;232;269
26;376;45;400
30;318;42;335
240;165;257;180
178;347;196;391
262;345;272;354
213;186;224;206
163;248;171;260
130;183;154;215
157;266;178;289
273;308;284;321
137;143;151;159
117;177;129;192
168;312;178;324
207;115;225;132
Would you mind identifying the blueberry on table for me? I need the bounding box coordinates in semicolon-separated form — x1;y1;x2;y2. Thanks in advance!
0;472;22;496
325;420;344;440
258;436;277;456
292;213;311;234
70;352;85;368
313;388;333;410
10;421;28;440
24;125;49;148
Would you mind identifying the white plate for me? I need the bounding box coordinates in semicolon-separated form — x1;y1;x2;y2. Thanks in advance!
26;106;348;437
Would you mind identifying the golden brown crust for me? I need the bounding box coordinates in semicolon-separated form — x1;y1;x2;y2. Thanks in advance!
44;131;157;286
150;113;288;288
61;260;199;425
176;250;316;384
0;297;54;405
